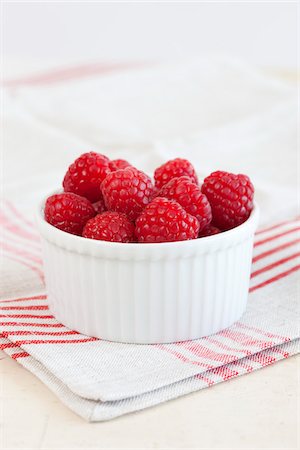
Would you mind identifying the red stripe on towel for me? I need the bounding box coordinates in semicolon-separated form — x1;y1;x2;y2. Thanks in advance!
3;62;147;87
2;330;79;337
0;337;97;348
0;295;47;303
157;344;214;370
0;322;64;327
0;314;53;319
2;254;44;282
176;341;237;365
249;265;300;292
0;305;48;311
252;238;300;263
236;323;291;342
4;200;36;230
1;242;43;266
11;352;30;359
14;337;97;346
195;373;215;386
210;366;239;380
254;227;300;247
255;218;300;235
251;252;300;278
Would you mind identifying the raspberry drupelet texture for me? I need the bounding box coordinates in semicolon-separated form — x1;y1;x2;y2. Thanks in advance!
63;152;110;202
109;159;132;172
199;225;221;237
158;176;212;232
152;185;160;197
101;167;154;221
44;193;95;235
82;212;135;243
135;197;200;243
93;196;106;214
201;171;254;230
154;158;198;189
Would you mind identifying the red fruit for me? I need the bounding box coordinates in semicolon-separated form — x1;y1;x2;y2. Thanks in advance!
152;186;160;197
135;197;200;243
63;152;110;202
199;225;220;237
101;168;154;221
154;158;198;189
201;171;254;230
109;159;132;171
158;176;212;232
44;193;95;235
93;196;106;214
82;212;135;243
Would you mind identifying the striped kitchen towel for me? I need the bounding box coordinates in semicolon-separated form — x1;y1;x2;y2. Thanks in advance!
1;202;299;421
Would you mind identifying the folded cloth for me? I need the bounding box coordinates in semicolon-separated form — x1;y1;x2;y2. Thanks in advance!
1;57;299;421
1;337;298;422
0;203;299;420
4;57;297;224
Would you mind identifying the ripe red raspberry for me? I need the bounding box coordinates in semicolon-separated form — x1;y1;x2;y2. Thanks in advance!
44;193;95;235
154;158;198;189
63;152;110;202
93;196;106;214
101;168;154;221
199;225;220;237
135;197;200;243
152;186;160;197
82;212;135;243
201;171;254;230
158;176;212;232
109;159;132;171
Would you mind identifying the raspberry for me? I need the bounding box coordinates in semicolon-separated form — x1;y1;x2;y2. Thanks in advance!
152;186;160;197
93;196;106;214
158;176;212;232
82;212;135;243
135;197;200;243
101;168;154;221
201;171;254;230
154;158;198;189
109;159;132;171
44;193;95;235
63;152;110;202
199;225;220;237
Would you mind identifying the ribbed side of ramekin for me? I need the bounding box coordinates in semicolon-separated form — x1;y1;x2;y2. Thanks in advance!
37;201;259;344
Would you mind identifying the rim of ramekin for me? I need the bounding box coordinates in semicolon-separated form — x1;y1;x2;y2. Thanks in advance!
36;192;259;256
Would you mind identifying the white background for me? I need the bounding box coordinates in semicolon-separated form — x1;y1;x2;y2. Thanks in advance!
3;1;298;74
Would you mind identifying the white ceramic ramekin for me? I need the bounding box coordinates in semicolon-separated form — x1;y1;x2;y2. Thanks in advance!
36;198;259;344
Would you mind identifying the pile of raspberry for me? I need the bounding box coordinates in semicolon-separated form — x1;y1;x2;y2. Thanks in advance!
44;152;254;243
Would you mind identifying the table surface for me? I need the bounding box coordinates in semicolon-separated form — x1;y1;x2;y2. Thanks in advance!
1;350;298;449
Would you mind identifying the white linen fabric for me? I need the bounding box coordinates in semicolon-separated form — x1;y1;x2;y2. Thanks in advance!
1;58;299;421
